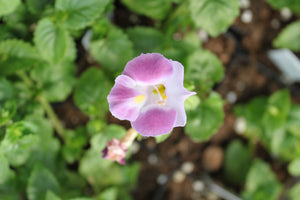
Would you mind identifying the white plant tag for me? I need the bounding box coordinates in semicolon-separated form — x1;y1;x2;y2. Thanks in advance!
268;49;300;84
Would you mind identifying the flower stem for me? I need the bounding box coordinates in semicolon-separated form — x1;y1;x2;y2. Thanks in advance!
17;71;65;137
37;95;65;137
121;128;138;148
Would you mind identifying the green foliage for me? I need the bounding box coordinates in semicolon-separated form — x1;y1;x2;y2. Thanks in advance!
62;128;88;163
90;28;134;73
242;160;282;200
97;187;118;200
0;0;21;16
74;67;112;117
155;132;171;143
0;40;41;76
234;90;300;161
34;18;76;64
0;121;38;166
27;164;60;200
55;0;109;30
224;140;252;184
127;26;165;54
288;183;300;200
288;158;300;176
267;0;300;15
0;154;15;184
45;191;62;200
185;49;224;94
273;21;300;51
189;0;240;37
31;62;76;102
90;124;126;152
121;0;172;20
186;92;224;142
26;0;54;15
262;89;290;138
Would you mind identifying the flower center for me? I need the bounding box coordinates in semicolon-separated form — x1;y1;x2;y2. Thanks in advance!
153;84;167;105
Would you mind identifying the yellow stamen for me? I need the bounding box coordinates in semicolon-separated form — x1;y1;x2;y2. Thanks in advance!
153;84;167;100
134;95;145;103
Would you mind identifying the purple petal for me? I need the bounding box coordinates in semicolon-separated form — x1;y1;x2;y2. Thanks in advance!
107;75;144;121
123;53;173;85
131;107;177;137
163;61;196;126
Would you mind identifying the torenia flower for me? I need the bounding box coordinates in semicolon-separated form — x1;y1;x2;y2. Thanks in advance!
107;53;196;137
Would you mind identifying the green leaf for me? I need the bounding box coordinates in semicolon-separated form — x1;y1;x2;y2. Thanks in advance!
74;67;112;117
0;0;20;16
267;0;300;15
0;78;16;125
224;140;251;184
243;159;282;200
234;97;267;139
273;21;300;51
185;92;225;142
90;124;126;152
27;164;60;200
271;129;299;161
26;0;54;14
0;154;15;184
0;39;41;76
34;18;76;64
0;173;18;200
286;104;300;138
79;149;120;192
79;148;139;192
288;158;300;176
155;132;171;143
0;78;15;101
31;61;76;102
0;121;38;166
126;26;164;54
288;183;300;200
189;0;240;37
58;170;87;199
90;28;133;73
186;49;224;93
0;100;16;126
62;128;88;163
24;115;60;172
45;190;61;200
97;187;118;200
263;90;290;139
184;95;200;111
55;0;109;30
87;119;106;136
121;0;171;20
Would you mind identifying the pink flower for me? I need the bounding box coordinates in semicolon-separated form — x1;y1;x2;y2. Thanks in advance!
102;138;127;165
107;53;195;137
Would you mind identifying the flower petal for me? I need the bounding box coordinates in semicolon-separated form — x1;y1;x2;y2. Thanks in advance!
123;53;173;85
107;75;144;121
131;107;177;137
163;61;196;126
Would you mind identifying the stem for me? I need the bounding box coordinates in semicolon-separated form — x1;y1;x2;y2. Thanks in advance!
121;128;138;148
37;95;65;137
17;71;65;136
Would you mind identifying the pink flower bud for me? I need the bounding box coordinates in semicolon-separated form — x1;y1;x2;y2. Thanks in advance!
102;138;127;165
